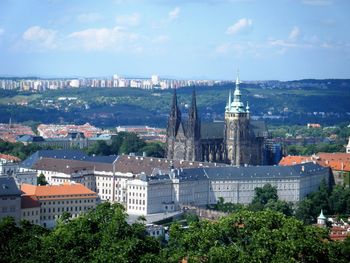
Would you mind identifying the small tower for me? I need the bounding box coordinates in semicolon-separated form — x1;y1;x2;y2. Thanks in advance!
317;209;327;226
346;137;350;154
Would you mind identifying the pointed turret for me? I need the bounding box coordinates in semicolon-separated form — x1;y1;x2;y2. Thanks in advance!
317;209;326;226
167;89;182;137
226;71;245;113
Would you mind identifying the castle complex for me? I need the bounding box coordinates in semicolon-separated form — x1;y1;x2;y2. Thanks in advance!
166;74;267;165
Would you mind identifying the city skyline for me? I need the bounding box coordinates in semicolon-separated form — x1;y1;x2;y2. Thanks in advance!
0;0;349;80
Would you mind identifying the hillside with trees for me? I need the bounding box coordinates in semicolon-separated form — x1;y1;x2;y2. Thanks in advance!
1;79;349;128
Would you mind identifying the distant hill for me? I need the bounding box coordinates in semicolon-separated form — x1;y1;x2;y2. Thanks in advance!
0;79;349;128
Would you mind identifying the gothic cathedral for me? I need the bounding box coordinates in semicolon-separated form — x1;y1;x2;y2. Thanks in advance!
166;73;267;166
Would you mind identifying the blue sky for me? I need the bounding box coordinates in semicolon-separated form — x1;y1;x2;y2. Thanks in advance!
0;0;349;80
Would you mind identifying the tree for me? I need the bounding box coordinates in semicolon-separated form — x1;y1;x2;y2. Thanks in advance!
119;133;146;154
251;183;278;206
140;142;165;158
37;172;48;186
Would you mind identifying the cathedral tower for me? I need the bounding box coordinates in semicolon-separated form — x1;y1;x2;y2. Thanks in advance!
224;72;252;165
186;89;201;161
166;89;201;161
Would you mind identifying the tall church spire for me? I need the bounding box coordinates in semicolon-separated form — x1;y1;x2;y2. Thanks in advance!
187;88;200;140
167;89;181;137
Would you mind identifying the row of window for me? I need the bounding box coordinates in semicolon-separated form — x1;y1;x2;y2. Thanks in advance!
128;206;145;211
22;210;39;216
130;186;146;190
128;199;146;205
1;206;16;213
130;192;145;197
41;205;94;214
40;206;94;219
42;199;94;205
1;196;17;200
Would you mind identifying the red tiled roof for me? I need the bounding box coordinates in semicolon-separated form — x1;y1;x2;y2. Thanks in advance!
317;153;350;162
21;195;40;208
0;153;21;162
279;154;350;172
21;183;97;197
279;156;313;166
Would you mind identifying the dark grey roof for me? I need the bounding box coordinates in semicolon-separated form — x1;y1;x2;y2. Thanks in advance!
0;177;21;196
86;155;118;164
200;122;224;139
145;174;171;182
16;135;44;143
178;162;327;181
21;150;90;169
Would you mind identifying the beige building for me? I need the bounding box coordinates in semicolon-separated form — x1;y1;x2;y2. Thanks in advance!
21;183;98;228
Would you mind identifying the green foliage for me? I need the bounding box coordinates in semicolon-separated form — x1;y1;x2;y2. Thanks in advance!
1;204;350;262
140;142;165;158
0;217;49;263
163;210;334;262
37;173;48;186
251;183;278;206
84;132;165;158
287;143;345;155
295;180;350;224
0;139;54;160
211;197;244;213
0;203;161;263
119;132;146;154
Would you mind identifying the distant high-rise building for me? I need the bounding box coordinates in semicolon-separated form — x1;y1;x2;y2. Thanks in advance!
151;75;160;86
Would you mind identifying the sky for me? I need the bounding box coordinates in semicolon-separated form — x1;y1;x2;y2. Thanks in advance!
0;0;349;80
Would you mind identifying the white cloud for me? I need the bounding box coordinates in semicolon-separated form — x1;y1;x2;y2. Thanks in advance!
288;26;300;42
22;26;57;49
77;13;103;23
116;13;140;27
302;0;332;6
226;18;252;35
168;7;180;21
68;26;139;51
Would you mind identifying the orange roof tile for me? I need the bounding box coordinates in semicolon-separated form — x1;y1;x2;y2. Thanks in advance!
21;183;97;198
279;156;313;166
0;153;21;162
325;161;350;172
317;153;350;162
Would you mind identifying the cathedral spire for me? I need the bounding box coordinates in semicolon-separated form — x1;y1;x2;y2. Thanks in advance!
189;88;198;120
187;88;200;139
167;88;181;137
